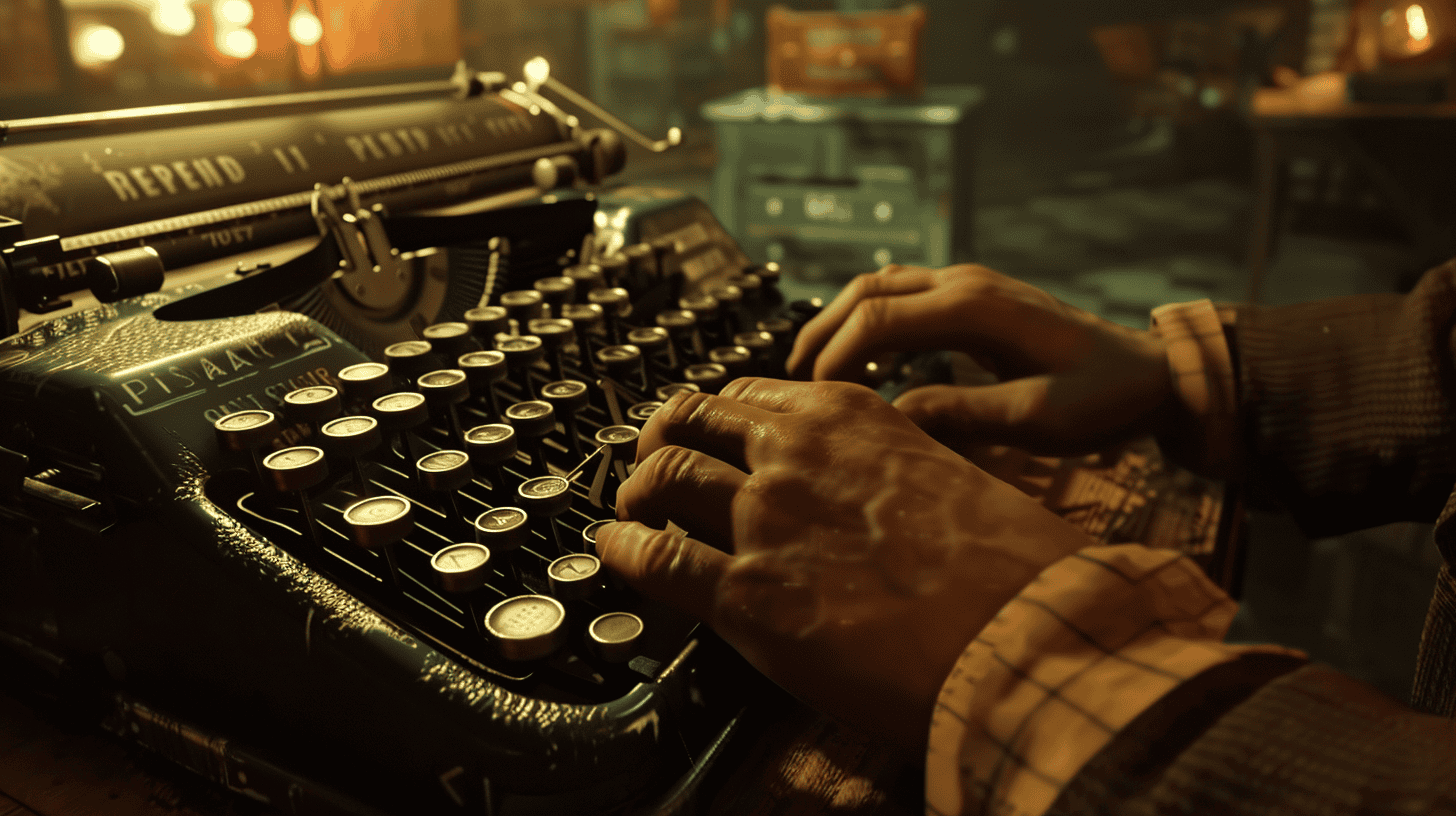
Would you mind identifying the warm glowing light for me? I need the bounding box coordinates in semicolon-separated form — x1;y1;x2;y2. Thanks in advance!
74;24;125;66
217;0;254;26
289;8;322;45
218;26;258;58
150;1;196;36
1408;4;1431;40
524;57;550;90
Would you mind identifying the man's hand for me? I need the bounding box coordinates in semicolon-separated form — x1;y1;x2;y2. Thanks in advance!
788;264;1179;456
595;379;1094;751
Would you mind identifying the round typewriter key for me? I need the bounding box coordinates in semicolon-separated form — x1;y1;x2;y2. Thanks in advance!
587;287;630;344
520;475;573;554
459;349;508;422
541;380;590;457
384;340;437;381
626;326;670;367
263;445;328;493
682;363;729;395
504;400;555;474
343;495;414;588
337;362;393;405
485;595;567;662
432;543;492;593
416;449;474;502
534;276;576;317
343;495;414;549
623;242;657;280
588;612;644;663
733;330;775;364
597;253;628;287
597;344;646;393
547;553;602;602
561;302;604;334
283;386;342;428
418;368;471;446
756;316;794;346
595;424;639;464
263;445;329;552
500;289;544;328
656;308;700;365
475;507;531;584
496;334;545;399
372;391;428;462
655;382;700;402
626;401;664;426
735;273;764;302
750;261;782;286
709;283;745;334
565;262;605;293
422;322;474;358
679;292;720;323
464;306;510;342
464;423;517;491
321;415;380;495
582;519;610;554
215;409;280;484
708;345;754;379
528;318;576;381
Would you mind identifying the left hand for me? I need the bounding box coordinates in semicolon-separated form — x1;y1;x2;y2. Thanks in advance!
594;378;1095;750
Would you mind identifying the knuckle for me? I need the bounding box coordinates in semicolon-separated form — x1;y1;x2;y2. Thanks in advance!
718;376;762;402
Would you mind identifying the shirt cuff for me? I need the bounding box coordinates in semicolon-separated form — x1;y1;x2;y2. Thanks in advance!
924;544;1303;816
1148;299;1240;478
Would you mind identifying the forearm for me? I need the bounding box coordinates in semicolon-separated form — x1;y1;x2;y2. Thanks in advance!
1155;261;1456;537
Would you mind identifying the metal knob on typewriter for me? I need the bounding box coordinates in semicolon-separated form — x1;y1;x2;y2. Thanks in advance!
384;340;437;382
422;322;474;359
458;350;508;422
495;334;545;399
263;446;329;552
565;263;605;294
518;475;573;556
541;380;590;457
588;611;644;664
534;276;576;318
342;494;414;588
432;543;494;641
464;306;510;344
283;385;343;430
581;519;611;555
528;318;576;382
595;424;639;485
484;595;567;662
321;415;380;496
626;401;664;427
596;344;645;393
475;506;530;586
372;392;428;462
417;368;471;446
416;450;474;528
464;423;517;492
748;261;782;286
622;242;658;282
734;273;764;303
707;283;745;335
708;345;754;380
504;400;555;474
587;287;630;344
547;553;602;602
337;362;393;406
734;331;775;370
626;327;671;368
683;362;729;395
500;289;544;329
656;309;700;365
214;409;280;484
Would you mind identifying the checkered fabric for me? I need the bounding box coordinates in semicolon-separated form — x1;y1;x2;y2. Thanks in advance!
927;261;1456;815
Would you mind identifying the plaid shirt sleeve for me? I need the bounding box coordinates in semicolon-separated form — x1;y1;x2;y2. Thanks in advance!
924;300;1305;816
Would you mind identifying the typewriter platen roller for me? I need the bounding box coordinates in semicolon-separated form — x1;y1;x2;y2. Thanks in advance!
0;67;807;815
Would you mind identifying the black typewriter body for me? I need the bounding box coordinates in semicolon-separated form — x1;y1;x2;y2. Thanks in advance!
0;72;806;816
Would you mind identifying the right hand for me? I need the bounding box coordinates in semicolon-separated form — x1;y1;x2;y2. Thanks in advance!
786;264;1180;456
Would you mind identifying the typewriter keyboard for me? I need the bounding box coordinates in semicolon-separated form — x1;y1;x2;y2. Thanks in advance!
207;262;811;705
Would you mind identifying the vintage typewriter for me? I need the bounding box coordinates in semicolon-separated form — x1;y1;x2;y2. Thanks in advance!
0;63;814;815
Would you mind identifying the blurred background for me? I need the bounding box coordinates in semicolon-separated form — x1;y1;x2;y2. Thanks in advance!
3;0;1454;703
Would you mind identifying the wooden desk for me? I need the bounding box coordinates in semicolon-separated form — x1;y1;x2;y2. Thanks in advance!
1244;83;1456;302
0;441;1235;816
